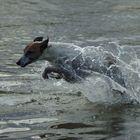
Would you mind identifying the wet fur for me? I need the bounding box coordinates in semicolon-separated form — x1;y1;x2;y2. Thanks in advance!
16;37;125;86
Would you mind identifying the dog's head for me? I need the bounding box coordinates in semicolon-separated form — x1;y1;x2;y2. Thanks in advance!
16;37;49;67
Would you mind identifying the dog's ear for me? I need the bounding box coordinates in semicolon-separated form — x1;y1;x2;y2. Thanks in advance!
34;36;43;42
40;37;49;51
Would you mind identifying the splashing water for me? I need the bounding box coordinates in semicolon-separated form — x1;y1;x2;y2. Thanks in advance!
80;41;140;104
34;40;140;104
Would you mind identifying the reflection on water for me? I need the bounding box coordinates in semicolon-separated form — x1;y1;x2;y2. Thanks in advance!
1;0;140;139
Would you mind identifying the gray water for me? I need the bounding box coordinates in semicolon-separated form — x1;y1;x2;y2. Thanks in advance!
1;0;140;139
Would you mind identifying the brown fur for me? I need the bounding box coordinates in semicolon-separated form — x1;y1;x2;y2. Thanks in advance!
16;37;49;67
24;42;42;59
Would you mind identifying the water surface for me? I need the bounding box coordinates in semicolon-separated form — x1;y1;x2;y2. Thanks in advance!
0;0;140;139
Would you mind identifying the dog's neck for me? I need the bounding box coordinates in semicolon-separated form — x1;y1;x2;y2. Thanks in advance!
39;42;82;63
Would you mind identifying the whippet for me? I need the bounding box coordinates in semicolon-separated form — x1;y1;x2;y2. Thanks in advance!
16;37;125;86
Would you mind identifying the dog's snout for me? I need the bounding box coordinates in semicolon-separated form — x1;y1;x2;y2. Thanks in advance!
16;60;21;65
16;59;25;67
16;55;31;67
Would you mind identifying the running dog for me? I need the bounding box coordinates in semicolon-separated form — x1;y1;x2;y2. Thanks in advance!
16;37;125;86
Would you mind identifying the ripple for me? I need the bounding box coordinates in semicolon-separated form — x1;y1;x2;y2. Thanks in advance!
0;127;30;134
0;117;58;125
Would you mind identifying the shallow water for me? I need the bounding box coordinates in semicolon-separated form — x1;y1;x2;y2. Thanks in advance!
1;0;140;139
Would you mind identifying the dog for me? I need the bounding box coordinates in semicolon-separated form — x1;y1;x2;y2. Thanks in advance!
16;37;126;86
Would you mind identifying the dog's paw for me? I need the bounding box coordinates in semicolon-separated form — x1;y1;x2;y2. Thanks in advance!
48;73;62;79
42;72;62;80
42;72;49;79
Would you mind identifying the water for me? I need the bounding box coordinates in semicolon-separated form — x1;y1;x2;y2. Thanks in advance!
1;0;140;139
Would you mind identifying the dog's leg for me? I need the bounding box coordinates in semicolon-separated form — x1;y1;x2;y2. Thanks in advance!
42;66;82;82
54;57;81;82
42;67;62;79
60;67;82;82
